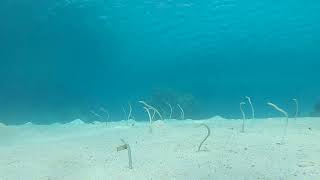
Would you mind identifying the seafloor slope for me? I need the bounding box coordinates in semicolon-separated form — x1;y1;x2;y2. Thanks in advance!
0;117;319;179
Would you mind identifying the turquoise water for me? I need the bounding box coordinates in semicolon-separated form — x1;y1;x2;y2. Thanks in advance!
0;0;320;124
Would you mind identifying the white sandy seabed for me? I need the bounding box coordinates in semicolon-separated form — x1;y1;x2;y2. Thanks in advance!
0;116;319;180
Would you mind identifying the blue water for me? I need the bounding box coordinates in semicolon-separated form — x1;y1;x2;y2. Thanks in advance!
0;0;320;124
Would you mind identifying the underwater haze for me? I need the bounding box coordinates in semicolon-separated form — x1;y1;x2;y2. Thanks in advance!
0;0;320;124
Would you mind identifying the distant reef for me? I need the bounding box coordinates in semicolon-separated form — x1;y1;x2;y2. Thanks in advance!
310;101;320;117
147;88;197;119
